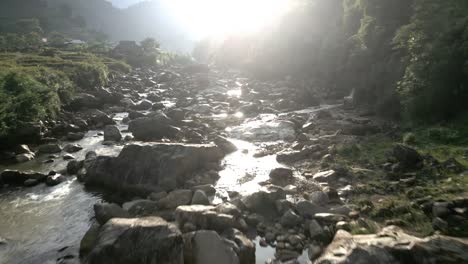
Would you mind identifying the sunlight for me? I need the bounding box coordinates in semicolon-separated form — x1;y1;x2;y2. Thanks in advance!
164;0;291;38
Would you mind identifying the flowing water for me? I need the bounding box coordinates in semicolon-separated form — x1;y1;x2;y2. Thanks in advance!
0;92;328;263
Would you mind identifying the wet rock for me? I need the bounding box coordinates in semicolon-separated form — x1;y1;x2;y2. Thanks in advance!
149;191;168;201
63;154;75;160
175;205;245;232
214;136;238;154
312;170;339;183
315;226;468;264
392;144;423;170
103;125;122;142
128;111;146;120
38;144;62;154
80;222;100;257
241;190;286;217
229;116;296;142
308;220;328;242
191;190;210;205
67;160;83;175
192;184;216;196
68;93;100;110
1;170;47;185
432;217;449;233
309;191;329;206
132;99;153;110
85;217;184;264
227;229;256;264
85;143;224;193
23;178;40;187
276;199;294;215
94;203;130;225
216;203;242;217
88;110;115;127
269;168;294;187
295;200;326;218
124;200;159;216
158;189;193;209
280;209;302;228
67;132;85;141
183;230;239;264
167;109;186;122
314;213;348;225
64;144;83;153
45;174;66;186
94;87;124;105
128;115;180;141
15;152;35;163
308;243;323;261
276;145;322;163
433;202;451;218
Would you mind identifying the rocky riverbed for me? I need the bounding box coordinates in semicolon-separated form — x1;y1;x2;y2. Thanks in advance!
1;65;467;264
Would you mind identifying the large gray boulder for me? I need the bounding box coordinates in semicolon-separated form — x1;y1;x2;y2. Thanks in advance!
103;125;122;142
315;226;468;264
392;144;423;170
183;230;240;264
128;115;180;141
85;217;184;264
175;205;245;232
85;143;224;193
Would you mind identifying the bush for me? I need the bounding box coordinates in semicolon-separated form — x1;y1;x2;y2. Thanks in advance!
62;61;108;89
0;69;61;136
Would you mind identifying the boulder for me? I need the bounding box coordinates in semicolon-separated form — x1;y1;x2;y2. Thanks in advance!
69;93;100;110
241;190;286;217
276;145;322;163
0;170;47;185
85;217;184;264
392;144;423;170
64;144;83;153
67;132;85;141
132;99;153;110
67;160;83;175
214;136;237;155
312;170;338;183
183;230;239;264
103;125;122;142
269;168;293;187
280;209;302;227
45;174;66;186
128;115;180;141
315;226;468;264
158;189;193;209
94;203;130;225
15;153;35;163
295;200;326;218
85;143;224;193
191;190;210;205
175;205;244;231
38;144;62;154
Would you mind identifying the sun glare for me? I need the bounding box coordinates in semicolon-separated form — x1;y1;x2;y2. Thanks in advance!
164;0;291;38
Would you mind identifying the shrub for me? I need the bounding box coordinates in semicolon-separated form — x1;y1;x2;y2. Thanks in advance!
0;70;61;136
62;61;108;89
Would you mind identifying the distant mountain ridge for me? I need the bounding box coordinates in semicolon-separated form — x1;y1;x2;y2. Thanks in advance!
0;0;194;51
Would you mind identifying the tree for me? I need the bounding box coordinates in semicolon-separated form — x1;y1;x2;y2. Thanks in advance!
48;31;67;47
15;18;43;34
24;32;43;52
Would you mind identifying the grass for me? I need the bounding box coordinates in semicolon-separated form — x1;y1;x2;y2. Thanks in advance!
336;127;468;237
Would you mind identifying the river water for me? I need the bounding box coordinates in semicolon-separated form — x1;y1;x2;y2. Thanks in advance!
0;91;325;263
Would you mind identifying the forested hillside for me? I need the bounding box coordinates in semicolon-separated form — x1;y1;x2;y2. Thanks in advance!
195;0;468;123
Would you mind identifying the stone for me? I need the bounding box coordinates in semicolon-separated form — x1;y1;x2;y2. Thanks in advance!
309;191;329;206
241;190;286;217
216;203;242;217
158;189;193;209
132;99;153;110
276;145;322;163
67;160;83;175
214;136;238;154
45;174;66;186
312;170;338;183
315;226;468;264
392;144;423;170
280;209;302;228
23;178;40;187
191;190;210;205
128;115;180;141
149;191;168;201
67;132;85;141
175;205;244;231
85;217;184;264
69;93;100;110
295;200;326;218
192;184;216;196
94;203;130;225
309;220;327;242
432;217;449;233
183;230;239;264
433;202;451;218
85;143;224;193
80;222;100;257
124;200;159;216
63;154;75;160
103;125;122;142
64;144;83;153
38;144;62;154
269;168;294;187
1;170;47;185
15;153;35;163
